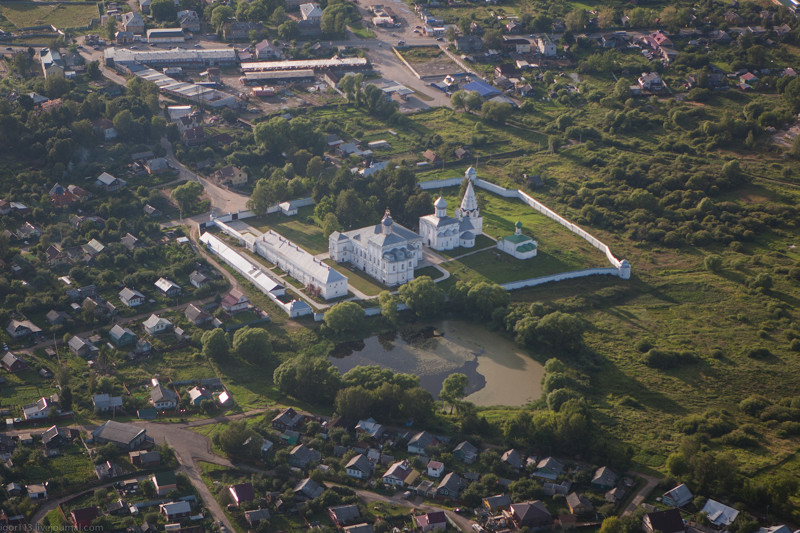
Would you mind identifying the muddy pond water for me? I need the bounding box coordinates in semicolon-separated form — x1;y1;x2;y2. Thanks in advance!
329;320;544;407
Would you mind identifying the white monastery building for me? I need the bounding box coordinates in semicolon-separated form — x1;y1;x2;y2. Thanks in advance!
329;210;423;287
255;230;348;300
497;221;538;259
419;168;483;250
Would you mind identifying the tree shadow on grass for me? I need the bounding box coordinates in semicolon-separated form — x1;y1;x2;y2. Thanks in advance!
593;356;687;416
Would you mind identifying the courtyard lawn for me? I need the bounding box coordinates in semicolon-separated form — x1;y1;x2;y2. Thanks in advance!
0;3;98;29
441;248;583;287
247;207;328;255
324;259;388;297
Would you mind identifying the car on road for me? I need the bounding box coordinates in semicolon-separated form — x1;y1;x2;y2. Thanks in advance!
436;37;443;41
397;40;405;46
193;44;202;48
413;29;419;33
5;47;12;51
130;45;139;50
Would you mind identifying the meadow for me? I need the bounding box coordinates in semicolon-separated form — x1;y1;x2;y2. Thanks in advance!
0;3;98;30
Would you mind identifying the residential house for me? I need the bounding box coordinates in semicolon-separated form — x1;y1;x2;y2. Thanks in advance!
120;233;140;252
68;335;97;358
537;34;556;56
408;431;438;455
415;511;447;532
155;278;181;297
288;444;321;468
244;509;271;527
46;309;69;326
638;72;663;92
27;484;48;500
724;11;744;25
300;3;323;21
187;386;211;406
427;460;445;478
5;483;22;497
49;183;79;207
483;493;512;513
542;481;571;498
153;472;178;496
160;501;191;521
566;492;593;515
223;21;263;41
294;478;324;500
40;48;64;78
508;500;553;531
221;289;250;314
96;172;126;192
453;440;478;464
605;487;625;503
436;472;461;499
355;418;384;439
130;450;161;467
700;499;739;528
82;238;105;259
23;398;51;420
591;467;617;489
215;166;248;186
71;507;99;530
185;304;212;326
144;204;162;218
106;498;127;514
533;457;564;480
454;147;472;161
503;37;530;54
93;393;123;413
121;12;145;34
272;408;303;432
92;420;148;450
502;449;524;469
455;35;483;52
346;454;372;479
46;245;71;267
229;483;255;506
95;461;123;480
6;319;42;339
144;158;170;174
119;287;146;307
328;504;361;527
1;352;28;372
422;150;441;164
16;222;42;240
343;525;374;533
663;484;693;508
254;39;284;60
382;459;419;487
92;118;118;141
115;30;134;45
643;509;685;533
177;10;201;32
42;425;74;449
108;325;137;348
189;271;210;289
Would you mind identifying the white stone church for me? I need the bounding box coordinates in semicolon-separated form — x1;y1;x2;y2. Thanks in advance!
418;167;484;251
329;210;423;287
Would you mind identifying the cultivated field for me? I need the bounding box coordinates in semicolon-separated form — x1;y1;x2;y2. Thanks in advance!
0;3;98;30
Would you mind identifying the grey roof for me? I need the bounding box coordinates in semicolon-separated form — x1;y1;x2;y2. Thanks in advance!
154;277;180;293
592;466;617;487
69;335;93;353
437;472;461;493
701;499;739;527
346;454;372;473
290;444;321;464
408;431;436;449
96;172;119;185
340;220;421;253
109;324;136;342
663;483;693;507
143;314;171;330
150;384;177;404
536;456;563;474
294;478;323;499
454;440;478;455
93;393;123;410
92;420;145;445
119;287;144;302
420;213;459;229
160;501;191;516
502;449;523;469
484;493;511;510
259;230;347;285
329;504;360;523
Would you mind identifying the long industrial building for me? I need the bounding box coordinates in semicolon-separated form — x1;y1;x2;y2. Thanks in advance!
254;230;348;300
104;47;238;68
128;63;237;108
242;69;315;83
240;57;368;72
199;232;285;296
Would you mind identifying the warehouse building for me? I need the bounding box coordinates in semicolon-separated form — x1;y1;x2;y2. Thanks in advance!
104;47;238;68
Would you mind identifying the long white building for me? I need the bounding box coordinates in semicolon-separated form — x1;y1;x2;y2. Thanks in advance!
329;210;423;287
254;230;348;300
199;232;285;296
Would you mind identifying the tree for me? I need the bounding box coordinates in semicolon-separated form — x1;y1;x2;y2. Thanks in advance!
232;327;272;362
398;276;445;318
324;301;365;334
61;386;73;412
465;91;483;113
306;156;324;179
86;60;101;80
214;420;255;458
597;7;616;29
612;79;631;100
378;291;398;326
704;255;723;272
445;26;457;42
321;212;340;238
273;355;342;404
211;5;234;32
565;9;588;32
277;20;299;40
440;373;468;414
202;328;228;360
151;0;177;21
451;90;468;112
106;17;118;41
483;29;502;49
170;181;203;217
481;101;512;124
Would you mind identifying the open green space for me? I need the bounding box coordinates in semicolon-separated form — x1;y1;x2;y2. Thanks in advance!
0;3;98;30
247;206;328;255
324;259;387;297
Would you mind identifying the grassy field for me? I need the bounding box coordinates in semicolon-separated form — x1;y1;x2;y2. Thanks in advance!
324;259;387;297
247;207;328;255
0;3;98;29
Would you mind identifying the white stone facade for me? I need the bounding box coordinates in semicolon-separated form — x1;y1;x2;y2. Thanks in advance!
497;221;538;259
329;210;422;287
419;168;483;251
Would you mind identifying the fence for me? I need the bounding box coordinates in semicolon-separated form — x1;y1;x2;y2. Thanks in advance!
501;268;621;290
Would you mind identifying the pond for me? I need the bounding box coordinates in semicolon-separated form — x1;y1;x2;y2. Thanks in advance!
329;320;544;407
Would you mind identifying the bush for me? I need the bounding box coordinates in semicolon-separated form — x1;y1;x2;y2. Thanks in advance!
635;339;653;353
719;429;758;448
739;395;771;416
746;347;772;359
642;348;699;369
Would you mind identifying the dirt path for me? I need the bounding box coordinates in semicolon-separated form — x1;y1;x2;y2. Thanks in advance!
622;470;661;516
